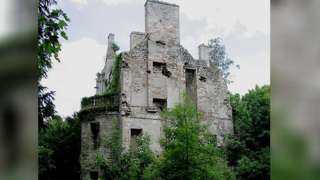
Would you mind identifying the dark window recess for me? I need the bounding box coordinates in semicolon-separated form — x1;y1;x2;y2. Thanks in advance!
156;40;166;46
153;62;165;72
153;62;171;77
186;69;197;104
122;61;129;68
90;171;99;180
130;129;143;150
199;76;206;82
90;122;100;149
153;98;167;111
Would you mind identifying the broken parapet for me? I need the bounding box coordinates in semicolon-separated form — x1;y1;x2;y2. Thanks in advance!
198;44;210;66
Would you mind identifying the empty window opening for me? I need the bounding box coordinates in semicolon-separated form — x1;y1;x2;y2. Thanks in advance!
153;62;171;77
130;129;143;150
90;122;100;149
153;98;167;111
90;171;98;180
199;76;206;82
153;62;166;72
185;69;197;104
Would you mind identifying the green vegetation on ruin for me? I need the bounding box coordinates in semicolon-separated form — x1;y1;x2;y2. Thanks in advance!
105;53;122;95
80;52;123;115
96;94;236;180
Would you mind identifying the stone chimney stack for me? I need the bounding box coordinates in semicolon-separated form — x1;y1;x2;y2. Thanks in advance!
145;0;180;45
106;33;115;60
198;44;210;66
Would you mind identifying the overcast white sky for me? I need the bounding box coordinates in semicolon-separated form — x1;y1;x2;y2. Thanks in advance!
42;0;270;117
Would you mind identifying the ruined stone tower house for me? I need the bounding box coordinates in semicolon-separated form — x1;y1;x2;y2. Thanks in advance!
80;0;233;179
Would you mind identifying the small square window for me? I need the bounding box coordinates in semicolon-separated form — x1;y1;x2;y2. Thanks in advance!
131;129;142;137
153;98;167;111
153;62;171;77
153;62;166;72
130;129;143;150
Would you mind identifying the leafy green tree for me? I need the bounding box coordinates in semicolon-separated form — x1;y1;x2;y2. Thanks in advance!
38;0;70;128
144;95;235;180
39;113;81;179
208;37;239;84
226;85;270;180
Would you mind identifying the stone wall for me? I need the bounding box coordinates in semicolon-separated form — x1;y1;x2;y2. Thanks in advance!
196;65;233;145
121;116;162;154
120;40;232;152
120;38;163;153
80;113;121;179
121;40;149;108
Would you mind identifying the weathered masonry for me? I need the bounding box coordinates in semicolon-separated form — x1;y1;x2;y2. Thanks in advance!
80;0;233;179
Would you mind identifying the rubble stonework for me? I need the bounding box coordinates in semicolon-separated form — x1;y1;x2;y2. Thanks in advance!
80;0;233;179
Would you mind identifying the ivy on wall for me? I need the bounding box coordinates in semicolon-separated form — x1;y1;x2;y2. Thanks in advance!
80;52;123;120
105;53;122;95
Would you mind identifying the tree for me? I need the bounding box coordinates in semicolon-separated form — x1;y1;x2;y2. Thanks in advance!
38;0;70;128
144;95;235;180
226;85;270;180
208;37;239;84
39;113;81;180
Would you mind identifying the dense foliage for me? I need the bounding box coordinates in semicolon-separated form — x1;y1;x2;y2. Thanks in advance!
208;37;239;84
39;114;81;179
226;85;270;180
144;95;235;180
38;0;70;128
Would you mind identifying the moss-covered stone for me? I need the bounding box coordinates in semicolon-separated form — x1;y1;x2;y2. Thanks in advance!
105;53;122;95
79;94;120;121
